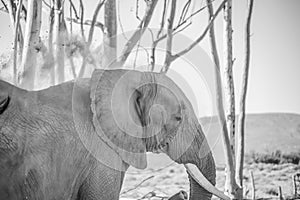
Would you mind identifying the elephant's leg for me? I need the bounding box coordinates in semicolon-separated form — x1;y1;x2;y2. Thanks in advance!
76;164;125;200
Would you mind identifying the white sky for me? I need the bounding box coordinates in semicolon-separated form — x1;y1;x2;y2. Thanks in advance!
0;0;299;117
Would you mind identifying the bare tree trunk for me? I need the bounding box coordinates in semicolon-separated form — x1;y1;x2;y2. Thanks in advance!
53;0;66;84
206;0;240;199
150;0;167;71
223;1;242;198
78;0;105;77
12;0;23;85
48;5;55;85
6;0;16;31
223;0;236;162
7;0;24;52
88;0;105;46
236;0;254;188
102;0;117;68
19;0;42;90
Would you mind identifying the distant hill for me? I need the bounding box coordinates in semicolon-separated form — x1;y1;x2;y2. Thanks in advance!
200;113;300;165
145;113;300;168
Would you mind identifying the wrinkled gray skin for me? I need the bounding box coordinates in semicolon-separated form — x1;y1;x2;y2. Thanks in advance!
0;69;216;200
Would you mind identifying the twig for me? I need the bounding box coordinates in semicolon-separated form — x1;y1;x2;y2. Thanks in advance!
174;0;216;31
278;186;283;200
138;191;168;200
120;175;154;195
177;0;191;26
250;171;255;200
173;21;192;35
135;0;141;21
0;6;8;13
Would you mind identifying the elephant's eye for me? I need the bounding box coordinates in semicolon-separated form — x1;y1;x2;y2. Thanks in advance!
175;116;182;122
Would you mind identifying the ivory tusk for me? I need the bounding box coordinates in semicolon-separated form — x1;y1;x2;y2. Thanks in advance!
184;163;231;200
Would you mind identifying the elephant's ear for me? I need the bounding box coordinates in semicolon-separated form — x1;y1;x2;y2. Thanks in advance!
90;69;156;169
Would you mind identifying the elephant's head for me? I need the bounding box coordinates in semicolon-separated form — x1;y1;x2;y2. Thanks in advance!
89;69;229;200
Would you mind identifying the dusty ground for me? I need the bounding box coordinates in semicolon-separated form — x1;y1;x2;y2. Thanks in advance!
120;162;300;200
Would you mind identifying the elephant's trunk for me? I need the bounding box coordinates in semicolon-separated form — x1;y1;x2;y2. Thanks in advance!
173;123;230;200
186;152;216;200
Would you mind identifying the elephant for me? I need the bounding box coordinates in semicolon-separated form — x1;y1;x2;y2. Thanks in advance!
0;69;230;200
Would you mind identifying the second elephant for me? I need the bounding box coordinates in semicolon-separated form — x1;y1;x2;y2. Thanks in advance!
0;69;229;200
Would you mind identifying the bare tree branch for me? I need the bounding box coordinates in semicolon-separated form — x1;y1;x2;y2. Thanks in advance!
66;18;104;32
170;0;227;62
177;0;191;27
0;0;8;11
42;0;51;9
87;0;105;45
117;0;158;66
161;0;176;73
68;0;79;19
151;0;216;55
79;0;86;42
173;1;214;35
157;0;167;39
173;21;191;35
236;0;254;188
